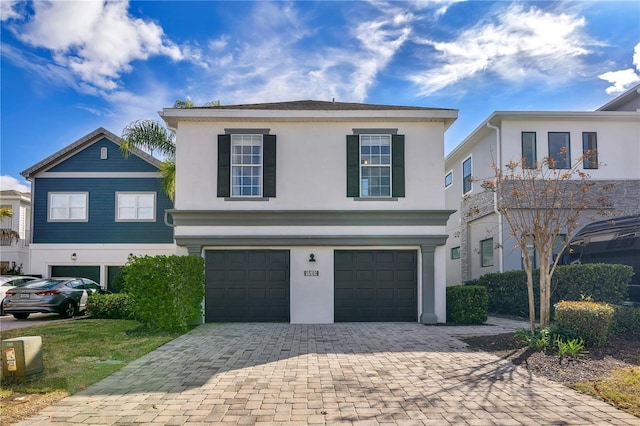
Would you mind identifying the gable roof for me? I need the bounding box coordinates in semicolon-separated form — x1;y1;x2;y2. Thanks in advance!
597;83;640;111
21;127;163;179
0;190;30;200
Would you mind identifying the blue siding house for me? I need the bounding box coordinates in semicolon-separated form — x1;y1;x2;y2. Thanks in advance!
21;128;175;289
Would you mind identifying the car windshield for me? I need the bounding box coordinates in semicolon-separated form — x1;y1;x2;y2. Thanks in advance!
21;279;65;290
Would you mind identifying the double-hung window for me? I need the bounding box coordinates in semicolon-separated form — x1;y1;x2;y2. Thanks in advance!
360;135;391;197
49;193;88;221
217;132;277;199
548;132;571;169
582;132;598;169
346;132;404;198
231;135;263;197
116;192;155;221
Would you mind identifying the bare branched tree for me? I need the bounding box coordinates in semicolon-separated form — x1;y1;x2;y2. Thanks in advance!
482;150;612;331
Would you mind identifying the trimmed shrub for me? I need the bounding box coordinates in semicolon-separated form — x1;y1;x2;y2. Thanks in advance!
467;263;633;318
554;300;615;346
612;304;640;334
446;285;488;325
123;255;205;332
86;293;134;319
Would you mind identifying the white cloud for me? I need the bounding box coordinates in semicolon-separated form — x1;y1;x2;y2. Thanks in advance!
0;0;21;21
13;0;194;91
200;1;413;103
0;176;30;193
408;4;593;95
598;42;640;94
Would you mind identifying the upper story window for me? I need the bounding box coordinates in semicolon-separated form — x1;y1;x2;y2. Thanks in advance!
462;156;472;194
445;171;453;188
521;132;537;168
582;132;598;169
360;135;391;197
548;132;571;169
231;135;263;197
49;192;88;222
346;132;404;199
217;132;276;199
116;192;156;221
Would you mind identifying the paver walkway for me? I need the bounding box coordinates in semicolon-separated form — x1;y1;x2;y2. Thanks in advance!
19;321;638;425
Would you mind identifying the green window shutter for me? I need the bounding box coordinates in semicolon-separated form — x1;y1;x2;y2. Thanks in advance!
392;134;405;197
217;134;231;197
346;135;360;197
263;135;276;197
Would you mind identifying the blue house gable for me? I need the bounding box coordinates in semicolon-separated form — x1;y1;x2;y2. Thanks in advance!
22;128;174;244
48;138;159;173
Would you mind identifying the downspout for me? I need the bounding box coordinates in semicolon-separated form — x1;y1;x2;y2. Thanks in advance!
486;122;504;273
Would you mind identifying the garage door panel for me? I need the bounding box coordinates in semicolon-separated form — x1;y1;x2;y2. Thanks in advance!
335;250;417;322
205;250;290;322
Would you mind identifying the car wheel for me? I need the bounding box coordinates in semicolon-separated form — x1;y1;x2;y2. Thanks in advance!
60;301;77;319
0;299;5;316
13;313;29;320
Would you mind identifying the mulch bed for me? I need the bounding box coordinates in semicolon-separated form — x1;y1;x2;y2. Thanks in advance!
461;332;640;384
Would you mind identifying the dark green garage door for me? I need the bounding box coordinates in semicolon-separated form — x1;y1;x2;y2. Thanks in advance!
205;250;290;322
335;250;417;322
51;266;100;284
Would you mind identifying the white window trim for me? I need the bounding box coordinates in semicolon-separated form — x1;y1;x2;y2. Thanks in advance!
445;170;453;189
48;192;89;222
462;155;472;194
115;192;156;222
231;134;263;198
359;134;392;198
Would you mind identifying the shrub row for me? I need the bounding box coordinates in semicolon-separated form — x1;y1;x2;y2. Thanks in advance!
446;285;488;325
465;264;633;317
554;300;615;346
87;293;134;319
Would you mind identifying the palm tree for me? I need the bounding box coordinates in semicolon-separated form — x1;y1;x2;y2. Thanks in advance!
0;207;20;246
120;99;220;200
120;120;176;200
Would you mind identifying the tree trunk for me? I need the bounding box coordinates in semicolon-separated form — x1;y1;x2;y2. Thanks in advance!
539;258;551;328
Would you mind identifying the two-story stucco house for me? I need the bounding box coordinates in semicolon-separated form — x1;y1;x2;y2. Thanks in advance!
0;190;31;273
445;84;640;285
160;100;457;324
21;128;176;290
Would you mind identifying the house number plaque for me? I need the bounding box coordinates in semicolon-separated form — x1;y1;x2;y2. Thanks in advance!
304;270;319;276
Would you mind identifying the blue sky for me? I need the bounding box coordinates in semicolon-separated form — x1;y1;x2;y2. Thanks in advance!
1;0;639;192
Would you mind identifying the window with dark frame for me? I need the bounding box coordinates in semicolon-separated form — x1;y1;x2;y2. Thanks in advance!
582;132;598;169
481;238;494;267
445;171;453;188
451;246;460;259
462;156;472;194
548;132;571;169
521;132;537;168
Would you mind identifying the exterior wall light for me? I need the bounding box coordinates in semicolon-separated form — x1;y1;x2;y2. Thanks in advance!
71;253;77;261
309;254;316;262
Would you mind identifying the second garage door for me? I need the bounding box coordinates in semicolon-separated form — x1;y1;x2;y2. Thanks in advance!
334;250;417;322
205;250;290;322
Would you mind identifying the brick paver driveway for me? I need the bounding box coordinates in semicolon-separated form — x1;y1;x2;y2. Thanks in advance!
21;323;638;425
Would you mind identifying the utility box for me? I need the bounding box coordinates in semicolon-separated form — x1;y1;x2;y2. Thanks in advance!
1;336;44;382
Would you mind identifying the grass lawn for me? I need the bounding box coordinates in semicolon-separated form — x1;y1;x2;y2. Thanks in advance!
0;319;187;426
571;367;640;417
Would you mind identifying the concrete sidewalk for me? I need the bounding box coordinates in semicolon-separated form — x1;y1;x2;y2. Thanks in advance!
18;321;638;425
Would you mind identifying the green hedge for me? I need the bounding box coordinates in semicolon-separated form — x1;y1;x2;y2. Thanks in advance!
446;285;488;325
465;264;633;317
86;293;134;319
554;300;615;346
123;255;205;332
612;304;640;334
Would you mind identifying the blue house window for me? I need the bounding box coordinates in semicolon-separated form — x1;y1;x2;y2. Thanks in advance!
49;193;88;222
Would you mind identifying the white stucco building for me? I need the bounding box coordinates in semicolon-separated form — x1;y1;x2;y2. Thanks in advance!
161;100;458;324
0;190;31;273
445;84;640;285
